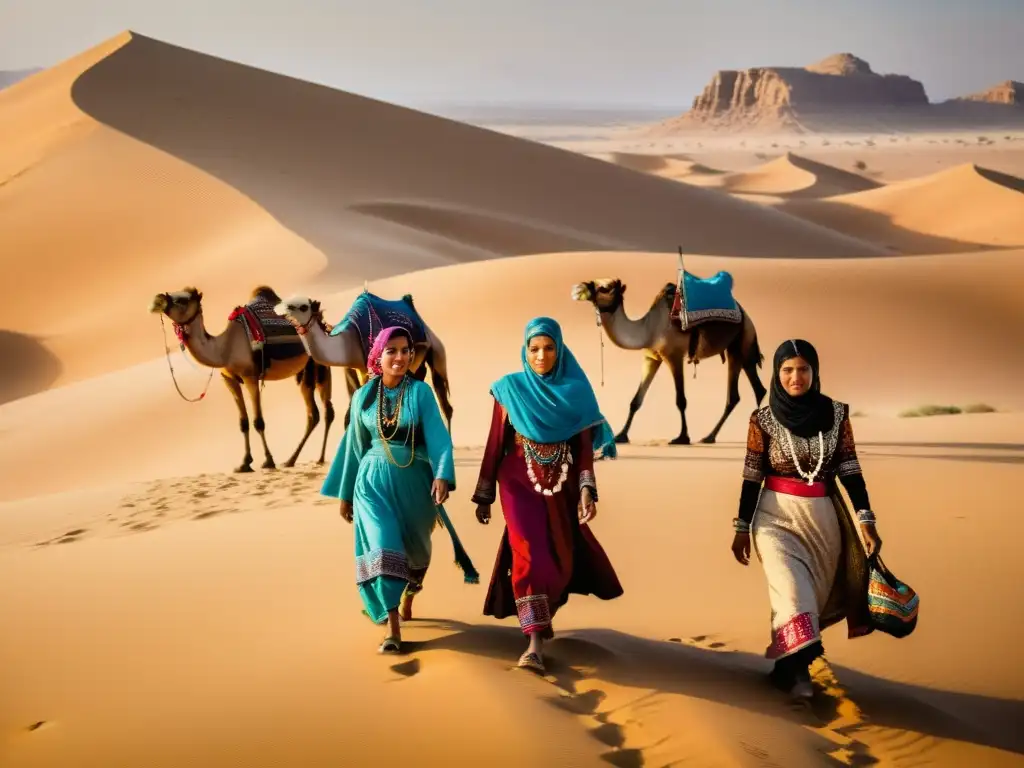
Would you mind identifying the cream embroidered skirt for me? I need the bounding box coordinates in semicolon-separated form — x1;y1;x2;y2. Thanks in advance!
752;489;841;659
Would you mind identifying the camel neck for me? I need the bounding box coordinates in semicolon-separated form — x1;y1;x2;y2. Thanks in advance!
182;312;228;368
600;303;650;350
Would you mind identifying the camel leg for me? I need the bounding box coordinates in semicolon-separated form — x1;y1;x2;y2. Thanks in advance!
315;364;335;465
426;344;454;431
667;355;691;445
283;359;320;468
744;348;767;406
615;353;662;444
223;372;254;473
342;367;361;429
700;348;744;444
243;376;277;470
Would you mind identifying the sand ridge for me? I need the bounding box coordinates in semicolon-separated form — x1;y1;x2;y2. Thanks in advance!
2;29;1024;768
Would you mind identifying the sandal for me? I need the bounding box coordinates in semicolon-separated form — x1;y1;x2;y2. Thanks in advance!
379;636;402;654
517;651;545;674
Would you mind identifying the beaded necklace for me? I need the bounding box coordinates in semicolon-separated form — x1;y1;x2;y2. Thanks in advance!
377;377;415;468
518;435;572;496
781;425;824;485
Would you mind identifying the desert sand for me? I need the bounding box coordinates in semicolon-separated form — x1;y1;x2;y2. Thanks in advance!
2;31;1024;768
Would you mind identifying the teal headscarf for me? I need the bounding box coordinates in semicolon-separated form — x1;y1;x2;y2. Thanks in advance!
490;317;617;459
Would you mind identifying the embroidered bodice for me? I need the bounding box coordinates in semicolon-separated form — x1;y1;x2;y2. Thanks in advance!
472;399;597;505
743;401;862;484
736;401;870;524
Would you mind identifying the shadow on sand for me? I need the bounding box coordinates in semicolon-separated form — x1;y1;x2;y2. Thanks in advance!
0;329;62;406
398;620;1023;761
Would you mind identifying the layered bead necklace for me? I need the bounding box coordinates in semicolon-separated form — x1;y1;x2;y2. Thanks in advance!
377;377;415;468
518;434;572;496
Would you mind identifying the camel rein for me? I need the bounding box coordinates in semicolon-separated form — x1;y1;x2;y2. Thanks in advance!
159;314;216;402
594;305;605;387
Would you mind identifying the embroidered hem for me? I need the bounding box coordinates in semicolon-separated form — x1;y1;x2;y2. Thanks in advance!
516;594;552;634
355;548;410;585
766;611;820;659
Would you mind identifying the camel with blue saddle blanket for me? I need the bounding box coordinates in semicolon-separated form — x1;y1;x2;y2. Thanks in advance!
572;274;767;445
149;286;335;474
275;290;452;431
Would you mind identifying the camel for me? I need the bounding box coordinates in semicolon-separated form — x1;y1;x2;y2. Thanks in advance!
571;278;766;445
273;293;453;430
148;286;335;472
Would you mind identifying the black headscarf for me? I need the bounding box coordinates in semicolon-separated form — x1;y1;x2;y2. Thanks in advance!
769;339;835;438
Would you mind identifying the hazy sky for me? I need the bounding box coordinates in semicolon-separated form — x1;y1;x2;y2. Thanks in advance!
1;0;1021;109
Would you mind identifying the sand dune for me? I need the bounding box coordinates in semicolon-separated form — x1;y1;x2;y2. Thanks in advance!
680;152;882;198
3;31;1024;768
3;249;1023;499
3;254;1024;766
0;32;899;392
781;163;1024;253
595;151;724;180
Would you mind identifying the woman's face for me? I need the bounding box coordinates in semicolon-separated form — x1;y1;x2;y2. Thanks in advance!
527;334;557;376
380;334;412;378
779;355;813;396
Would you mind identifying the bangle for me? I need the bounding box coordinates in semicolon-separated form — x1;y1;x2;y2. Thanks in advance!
856;509;877;525
733;518;751;534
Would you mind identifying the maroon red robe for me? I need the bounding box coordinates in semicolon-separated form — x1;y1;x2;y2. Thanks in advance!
472;398;623;638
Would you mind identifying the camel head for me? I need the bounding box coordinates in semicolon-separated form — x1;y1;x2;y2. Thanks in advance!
275;296;323;335
571;278;626;314
149;286;203;325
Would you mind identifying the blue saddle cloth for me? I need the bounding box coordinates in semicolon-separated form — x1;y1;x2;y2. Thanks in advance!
671;270;742;329
329;291;427;357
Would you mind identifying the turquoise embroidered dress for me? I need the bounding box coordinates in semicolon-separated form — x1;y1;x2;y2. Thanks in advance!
321;376;478;624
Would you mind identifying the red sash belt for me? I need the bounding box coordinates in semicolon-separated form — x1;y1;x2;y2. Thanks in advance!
764;475;827;498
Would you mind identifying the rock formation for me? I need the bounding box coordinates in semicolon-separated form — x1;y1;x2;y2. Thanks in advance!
670;54;928;132
951;80;1023;106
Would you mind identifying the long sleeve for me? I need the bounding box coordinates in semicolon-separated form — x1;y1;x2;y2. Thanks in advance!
320;385;371;502
737;411;767;524
834;409;871;511
471;398;506;505
417;381;456;488
577;427;598;501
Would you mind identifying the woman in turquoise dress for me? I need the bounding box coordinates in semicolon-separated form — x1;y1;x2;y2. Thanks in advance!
321;325;478;653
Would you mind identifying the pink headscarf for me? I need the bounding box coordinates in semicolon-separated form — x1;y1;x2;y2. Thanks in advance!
367;326;412;377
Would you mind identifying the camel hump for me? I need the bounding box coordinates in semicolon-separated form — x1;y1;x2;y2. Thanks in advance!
401;293;416;310
250;285;282;304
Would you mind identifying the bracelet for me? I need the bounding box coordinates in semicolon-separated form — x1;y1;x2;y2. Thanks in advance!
733;518;751;534
856;509;877;525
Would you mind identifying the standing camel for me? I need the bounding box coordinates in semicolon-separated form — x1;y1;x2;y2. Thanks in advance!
273;292;453;430
149;286;335;472
571;278;766;445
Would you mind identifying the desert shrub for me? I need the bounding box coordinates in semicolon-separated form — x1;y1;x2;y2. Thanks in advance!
899;404;962;418
962;403;997;414
853;159;868;171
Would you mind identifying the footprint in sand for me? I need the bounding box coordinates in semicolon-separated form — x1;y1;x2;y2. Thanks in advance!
390;659;420;678
36;528;88;547
667;634;731;651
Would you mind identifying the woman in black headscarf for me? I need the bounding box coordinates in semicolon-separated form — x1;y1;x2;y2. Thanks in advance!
730;339;883;700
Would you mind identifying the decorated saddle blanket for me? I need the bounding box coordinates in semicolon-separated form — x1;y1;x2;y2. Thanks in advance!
228;298;297;351
329;291;427;358
669;269;742;330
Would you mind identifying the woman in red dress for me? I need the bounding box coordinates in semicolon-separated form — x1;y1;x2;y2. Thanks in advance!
471;316;623;673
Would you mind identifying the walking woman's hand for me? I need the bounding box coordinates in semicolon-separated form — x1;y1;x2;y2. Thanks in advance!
431;479;450;506
731;532;751;565
579;487;598;524
339;500;354;524
861;523;883;558
475;503;492;525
